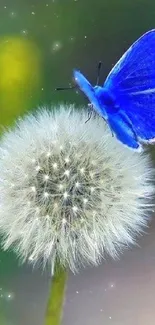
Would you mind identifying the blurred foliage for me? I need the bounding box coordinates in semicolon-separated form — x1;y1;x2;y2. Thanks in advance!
0;245;19;275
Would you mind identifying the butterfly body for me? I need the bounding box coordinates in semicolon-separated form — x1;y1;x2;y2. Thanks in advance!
73;30;155;151
94;86;120;115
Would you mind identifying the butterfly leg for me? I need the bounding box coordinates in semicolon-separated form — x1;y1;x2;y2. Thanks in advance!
85;109;92;123
107;123;114;137
85;104;94;123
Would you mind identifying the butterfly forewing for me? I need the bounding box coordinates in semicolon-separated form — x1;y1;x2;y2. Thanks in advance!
104;29;155;142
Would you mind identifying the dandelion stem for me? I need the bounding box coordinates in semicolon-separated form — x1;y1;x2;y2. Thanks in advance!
45;265;68;325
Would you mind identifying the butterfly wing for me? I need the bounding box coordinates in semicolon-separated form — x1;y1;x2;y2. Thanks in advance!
73;70;107;118
108;110;141;150
104;29;155;142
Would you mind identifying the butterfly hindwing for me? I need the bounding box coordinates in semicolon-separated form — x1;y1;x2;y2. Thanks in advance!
117;91;155;141
107;111;141;150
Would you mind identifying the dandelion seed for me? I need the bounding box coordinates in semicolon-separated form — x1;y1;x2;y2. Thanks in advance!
75;181;80;188
72;206;78;213
63;192;69;199
44;192;49;198
44;174;49;181
53;163;58;169
59;184;64;190
64;170;70;177
64;157;70;164
35;207;40;213
35;165;41;171
31;186;36;192
54;202;58;209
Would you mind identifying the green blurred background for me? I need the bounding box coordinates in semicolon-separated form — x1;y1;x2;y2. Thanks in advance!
0;0;155;324
1;0;155;126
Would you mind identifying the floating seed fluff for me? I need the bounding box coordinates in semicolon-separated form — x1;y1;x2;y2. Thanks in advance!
0;105;154;273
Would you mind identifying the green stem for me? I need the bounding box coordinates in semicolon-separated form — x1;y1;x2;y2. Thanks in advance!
45;266;68;325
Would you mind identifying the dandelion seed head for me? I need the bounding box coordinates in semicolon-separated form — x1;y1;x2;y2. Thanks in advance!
0;105;154;273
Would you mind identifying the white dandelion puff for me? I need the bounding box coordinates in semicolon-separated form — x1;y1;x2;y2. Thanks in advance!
0;104;154;273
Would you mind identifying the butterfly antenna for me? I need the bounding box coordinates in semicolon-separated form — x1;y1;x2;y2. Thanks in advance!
55;86;76;91
96;61;102;85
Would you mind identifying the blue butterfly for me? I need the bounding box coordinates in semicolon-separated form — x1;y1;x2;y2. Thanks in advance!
73;30;155;151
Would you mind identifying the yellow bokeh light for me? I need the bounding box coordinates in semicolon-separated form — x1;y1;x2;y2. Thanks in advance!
0;36;42;126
